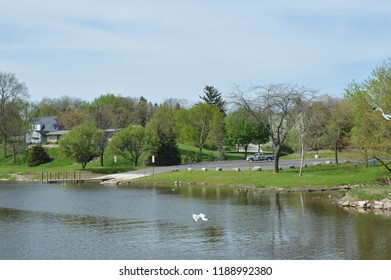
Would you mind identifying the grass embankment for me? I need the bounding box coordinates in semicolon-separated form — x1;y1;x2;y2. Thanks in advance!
1;145;391;201
0;146;131;180
0;143;246;180
138;162;391;192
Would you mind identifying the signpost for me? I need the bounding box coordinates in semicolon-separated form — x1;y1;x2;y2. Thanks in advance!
152;155;155;175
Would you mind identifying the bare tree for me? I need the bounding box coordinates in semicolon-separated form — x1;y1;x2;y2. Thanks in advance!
295;99;319;176
230;83;317;173
0;72;29;160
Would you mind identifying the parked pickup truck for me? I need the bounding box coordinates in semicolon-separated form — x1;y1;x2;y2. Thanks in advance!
246;152;274;162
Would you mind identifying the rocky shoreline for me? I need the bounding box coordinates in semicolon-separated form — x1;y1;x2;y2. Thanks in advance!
337;193;391;211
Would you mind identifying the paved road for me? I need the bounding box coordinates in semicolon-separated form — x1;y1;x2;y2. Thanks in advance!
113;156;343;179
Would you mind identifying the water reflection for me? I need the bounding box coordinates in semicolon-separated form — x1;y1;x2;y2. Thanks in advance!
1;183;391;259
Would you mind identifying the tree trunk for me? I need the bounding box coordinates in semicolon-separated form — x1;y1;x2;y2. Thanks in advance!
273;145;281;173
2;134;7;160
364;149;368;168
100;151;104;167
244;144;248;159
299;140;305;176
335;139;339;165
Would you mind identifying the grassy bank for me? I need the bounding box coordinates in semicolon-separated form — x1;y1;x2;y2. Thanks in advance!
0;143;252;180
137;162;390;191
2;145;391;202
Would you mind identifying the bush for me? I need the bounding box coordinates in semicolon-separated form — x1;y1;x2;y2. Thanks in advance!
27;145;52;167
185;151;203;164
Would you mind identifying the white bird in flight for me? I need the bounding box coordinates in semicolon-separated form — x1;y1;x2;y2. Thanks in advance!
374;107;391;120
192;213;208;223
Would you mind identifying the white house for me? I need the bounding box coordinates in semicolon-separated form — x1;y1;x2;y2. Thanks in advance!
26;116;60;144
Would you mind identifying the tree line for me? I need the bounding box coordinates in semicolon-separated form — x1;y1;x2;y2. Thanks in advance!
2;58;391;172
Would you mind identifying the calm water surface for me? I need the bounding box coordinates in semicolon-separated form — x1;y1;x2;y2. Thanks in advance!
0;182;391;260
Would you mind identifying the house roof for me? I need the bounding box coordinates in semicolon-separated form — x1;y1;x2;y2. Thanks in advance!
32;116;58;132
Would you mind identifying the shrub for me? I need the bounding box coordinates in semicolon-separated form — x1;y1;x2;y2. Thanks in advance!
27;145;52;167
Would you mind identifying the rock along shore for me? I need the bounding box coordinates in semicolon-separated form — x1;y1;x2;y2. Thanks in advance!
337;193;391;211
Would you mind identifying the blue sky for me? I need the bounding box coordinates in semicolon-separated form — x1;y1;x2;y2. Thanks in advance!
1;0;391;104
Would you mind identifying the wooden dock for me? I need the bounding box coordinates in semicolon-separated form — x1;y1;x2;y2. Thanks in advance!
41;170;114;184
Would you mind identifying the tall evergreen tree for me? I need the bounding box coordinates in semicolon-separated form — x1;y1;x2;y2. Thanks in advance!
200;86;226;115
27;145;52;167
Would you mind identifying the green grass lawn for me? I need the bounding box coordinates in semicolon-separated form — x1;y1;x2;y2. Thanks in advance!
138;162;390;190
2;144;391;201
0;146;135;180
1;144;390;190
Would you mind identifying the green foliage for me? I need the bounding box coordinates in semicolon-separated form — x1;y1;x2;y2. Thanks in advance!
0;71;29;161
146;104;181;166
183;150;203;163
176;103;225;153
345;58;391;159
225;108;269;156
27;145;52;166
108;125;150;167
199;85;226;114
59;122;99;169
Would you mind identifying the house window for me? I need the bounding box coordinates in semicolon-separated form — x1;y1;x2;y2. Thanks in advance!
32;124;41;130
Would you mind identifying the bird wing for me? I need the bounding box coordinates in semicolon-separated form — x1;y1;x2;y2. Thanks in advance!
192;214;199;223
199;213;208;221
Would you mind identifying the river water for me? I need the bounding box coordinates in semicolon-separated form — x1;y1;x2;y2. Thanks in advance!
0;182;391;260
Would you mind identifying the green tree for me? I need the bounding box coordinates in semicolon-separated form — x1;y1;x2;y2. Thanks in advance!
176;103;223;153
8;101;34;162
146;103;181;166
136;96;155;127
34;98;60;117
200;85;226;114
325;97;354;164
27;145;52;166
109;125;149;167
225;108;269;159
345;59;391;165
57;107;92;130
0;71;29;160
59;122;98;169
345;82;376;166
206;107;226;160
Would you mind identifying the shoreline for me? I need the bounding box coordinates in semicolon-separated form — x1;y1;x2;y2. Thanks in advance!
4;173;391;213
119;179;391;213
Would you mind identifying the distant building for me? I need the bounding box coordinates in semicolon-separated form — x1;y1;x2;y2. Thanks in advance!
26;116;61;144
46;130;69;143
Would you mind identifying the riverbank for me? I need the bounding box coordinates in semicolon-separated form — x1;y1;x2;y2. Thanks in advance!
3;161;391;212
